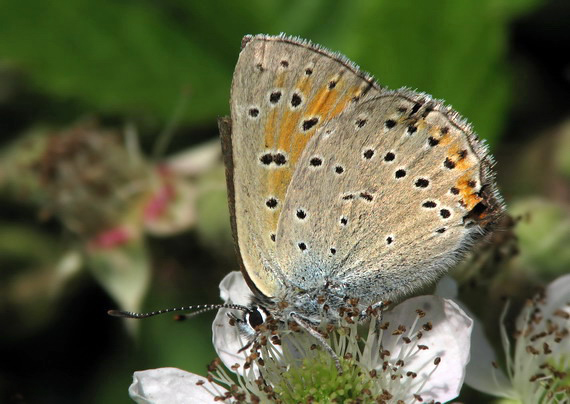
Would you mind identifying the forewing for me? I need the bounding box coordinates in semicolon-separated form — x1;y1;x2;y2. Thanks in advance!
227;34;381;297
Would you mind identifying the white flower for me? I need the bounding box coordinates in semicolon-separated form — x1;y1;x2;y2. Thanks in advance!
130;272;474;403
129;368;227;404
460;274;570;403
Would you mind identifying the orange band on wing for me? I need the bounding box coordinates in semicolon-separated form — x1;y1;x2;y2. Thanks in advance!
263;81;364;230
456;174;483;210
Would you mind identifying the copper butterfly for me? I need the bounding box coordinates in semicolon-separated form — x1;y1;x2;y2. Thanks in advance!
110;34;503;366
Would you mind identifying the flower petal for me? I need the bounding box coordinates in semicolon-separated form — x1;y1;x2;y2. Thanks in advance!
541;274;570;361
129;368;222;404
218;271;252;306
434;275;458;299
543;274;570;319
212;307;250;371
436;277;514;397
213;271;252;371
463;308;515;398
380;296;473;403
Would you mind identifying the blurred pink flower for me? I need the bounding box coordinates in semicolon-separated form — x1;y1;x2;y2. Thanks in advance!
88;226;132;250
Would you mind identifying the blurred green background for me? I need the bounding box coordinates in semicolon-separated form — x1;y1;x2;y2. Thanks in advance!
1;0;569;403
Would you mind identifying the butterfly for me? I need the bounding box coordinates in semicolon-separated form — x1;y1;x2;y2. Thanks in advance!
110;34;503;368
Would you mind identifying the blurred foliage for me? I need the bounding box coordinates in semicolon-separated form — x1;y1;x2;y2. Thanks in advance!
2;0;569;403
511;198;570;277
0;0;542;145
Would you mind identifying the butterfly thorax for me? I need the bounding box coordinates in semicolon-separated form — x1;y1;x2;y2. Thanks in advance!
260;284;370;326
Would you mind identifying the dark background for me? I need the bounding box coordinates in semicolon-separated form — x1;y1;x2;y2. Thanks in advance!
1;0;569;403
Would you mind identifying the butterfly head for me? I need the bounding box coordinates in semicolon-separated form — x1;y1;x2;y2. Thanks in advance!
229;304;272;343
239;282;372;331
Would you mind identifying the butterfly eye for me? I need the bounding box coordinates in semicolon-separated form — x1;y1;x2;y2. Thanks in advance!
246;307;267;328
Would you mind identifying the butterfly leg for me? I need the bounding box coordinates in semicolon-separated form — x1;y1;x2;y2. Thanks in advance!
358;300;385;322
290;313;343;374
237;337;257;353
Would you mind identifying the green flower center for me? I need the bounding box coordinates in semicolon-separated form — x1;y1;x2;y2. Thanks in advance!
274;351;373;403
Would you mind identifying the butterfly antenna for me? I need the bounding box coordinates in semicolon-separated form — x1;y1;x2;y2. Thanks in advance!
174;306;231;321
107;303;249;319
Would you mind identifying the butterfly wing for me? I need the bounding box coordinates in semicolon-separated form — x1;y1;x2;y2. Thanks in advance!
275;90;503;303
225;34;381;298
